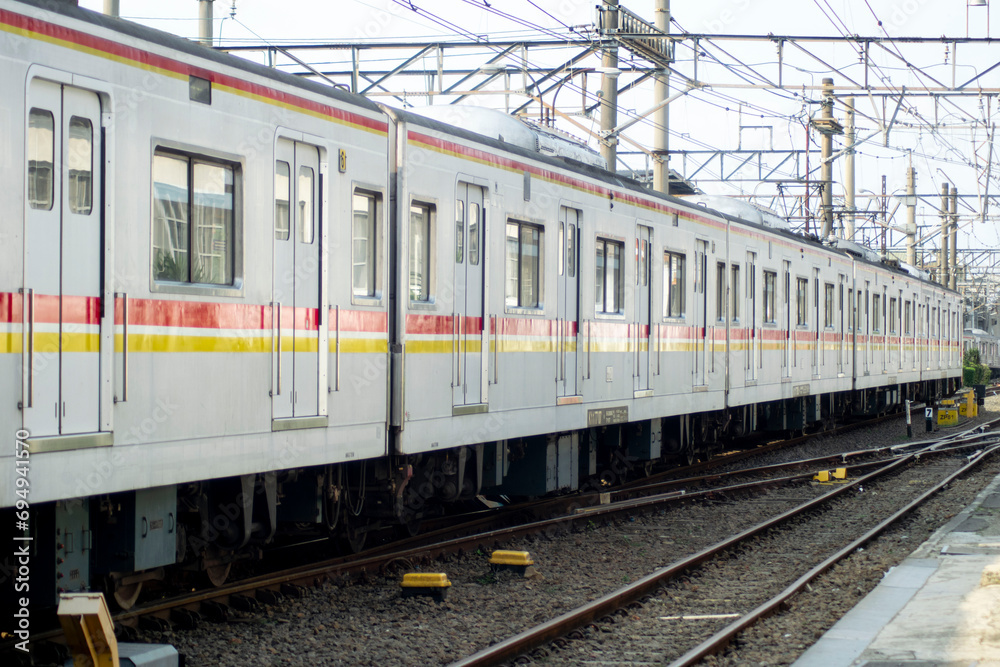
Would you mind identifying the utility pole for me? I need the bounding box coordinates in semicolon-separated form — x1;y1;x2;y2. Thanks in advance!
652;0;670;194
880;175;887;254
198;0;214;47
845;97;855;241
812;78;842;238
950;186;958;290
103;0;119;18
940;182;950;285
600;0;619;172
905;165;917;266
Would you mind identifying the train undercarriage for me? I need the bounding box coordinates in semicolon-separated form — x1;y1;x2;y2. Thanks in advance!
12;379;958;612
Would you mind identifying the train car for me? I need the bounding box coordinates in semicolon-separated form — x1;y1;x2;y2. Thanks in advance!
1;0;392;607
964;328;1000;379
0;0;963;616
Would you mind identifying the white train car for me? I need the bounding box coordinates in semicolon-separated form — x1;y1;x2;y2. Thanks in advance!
0;0;963;617
1;0;391;606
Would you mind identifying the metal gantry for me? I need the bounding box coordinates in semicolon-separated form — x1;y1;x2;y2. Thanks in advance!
215;2;1000;314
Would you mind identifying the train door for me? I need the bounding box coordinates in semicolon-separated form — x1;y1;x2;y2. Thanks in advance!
23;81;103;437
634;224;652;393
838;276;846;375
812;269;820;377
782;261;791;378
745;252;757;383
693;240;708;387
897;289;904;372
453;183;486;406
273;139;321;420
881;287;888;373
862;284;870;375
557;207;579;399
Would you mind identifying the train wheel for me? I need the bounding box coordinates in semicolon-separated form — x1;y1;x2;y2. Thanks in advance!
111;579;143;610
204;547;232;587
403;518;422;538
343;516;369;553
206;562;232;587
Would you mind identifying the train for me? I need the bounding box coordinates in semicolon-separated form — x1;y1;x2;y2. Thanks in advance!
963;328;1000;378
0;0;963;613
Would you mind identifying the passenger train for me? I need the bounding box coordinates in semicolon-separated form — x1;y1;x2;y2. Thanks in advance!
964;328;1000;378
0;0;963;612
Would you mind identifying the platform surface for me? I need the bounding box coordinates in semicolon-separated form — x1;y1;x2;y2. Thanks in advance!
793;471;1000;667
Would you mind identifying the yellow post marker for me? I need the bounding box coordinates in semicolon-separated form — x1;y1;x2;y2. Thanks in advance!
489;550;535;576
57;593;119;667
400;572;452;601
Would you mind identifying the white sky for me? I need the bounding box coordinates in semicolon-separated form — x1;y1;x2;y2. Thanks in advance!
78;0;1000;256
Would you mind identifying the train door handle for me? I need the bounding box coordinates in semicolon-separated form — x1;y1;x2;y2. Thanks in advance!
275;302;282;396
115;292;128;403
20;288;34;408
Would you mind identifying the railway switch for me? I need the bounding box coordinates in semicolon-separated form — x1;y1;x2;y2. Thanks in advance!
813;468;847;484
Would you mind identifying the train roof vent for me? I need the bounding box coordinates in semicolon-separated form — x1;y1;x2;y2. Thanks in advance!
900;261;931;281
411;105;606;169
679;196;790;231
829;238;881;263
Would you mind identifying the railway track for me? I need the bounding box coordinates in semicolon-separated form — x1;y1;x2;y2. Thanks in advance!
447;418;1000;667
6;404;994;663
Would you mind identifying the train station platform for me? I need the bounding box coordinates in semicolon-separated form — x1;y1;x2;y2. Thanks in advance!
793;470;1000;666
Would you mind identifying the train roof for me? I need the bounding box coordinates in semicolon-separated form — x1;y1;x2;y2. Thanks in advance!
392;109;952;287
12;0;383;115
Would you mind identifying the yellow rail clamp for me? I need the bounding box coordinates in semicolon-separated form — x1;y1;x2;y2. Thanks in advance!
832;468;847;479
400;573;452;601
489;550;535;575
814;470;831;483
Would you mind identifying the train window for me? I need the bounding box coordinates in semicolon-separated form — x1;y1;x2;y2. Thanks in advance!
873;294;882;333
904;300;912;334
889;298;898;333
409;203;433;302
152;151;236;286
68;117;93;215
559;223;565;276
716;263;728;320
796;278;808;326
469;202;481;266
567;223;576;278
763;271;777;323
663;251;685;319
595;238;624;315
455;199;465;264
298;166;315;245
731;265;740;322
353;191;380;298
824;284;834;328
274;162;290;241
639;240;648;287
28;108;54;210
506;221;543;309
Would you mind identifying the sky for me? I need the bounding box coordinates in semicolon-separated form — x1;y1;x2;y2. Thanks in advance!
77;0;1000;260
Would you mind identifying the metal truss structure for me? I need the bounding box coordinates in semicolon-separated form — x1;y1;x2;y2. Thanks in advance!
219;2;1000;318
